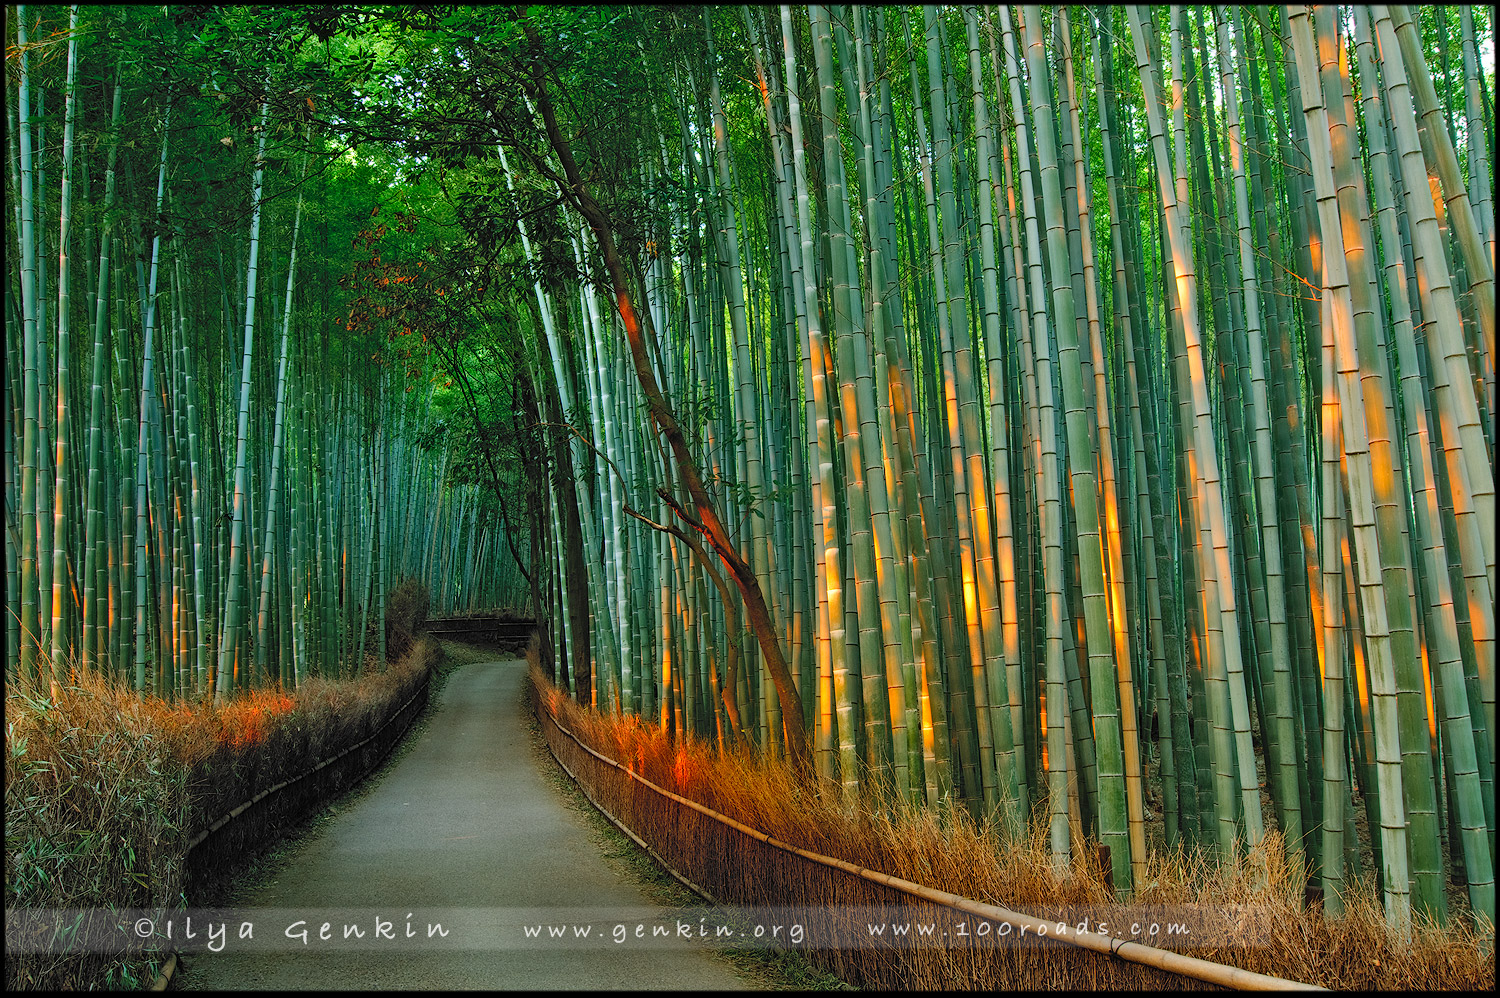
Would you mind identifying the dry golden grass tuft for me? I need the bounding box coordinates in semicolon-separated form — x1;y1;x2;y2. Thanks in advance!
6;634;439;991
529;655;1494;991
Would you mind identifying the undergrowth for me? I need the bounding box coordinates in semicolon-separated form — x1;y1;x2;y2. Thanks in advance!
528;644;1494;991
5;625;438;991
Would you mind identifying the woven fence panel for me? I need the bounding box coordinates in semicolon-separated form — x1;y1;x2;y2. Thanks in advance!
536;701;1217;991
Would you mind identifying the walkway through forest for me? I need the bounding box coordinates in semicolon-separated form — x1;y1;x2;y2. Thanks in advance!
175;659;753;990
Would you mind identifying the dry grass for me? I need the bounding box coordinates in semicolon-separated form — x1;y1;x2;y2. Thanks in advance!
5;635;438;991
529;649;1494;991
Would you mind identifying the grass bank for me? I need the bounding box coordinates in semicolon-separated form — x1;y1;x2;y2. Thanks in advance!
6;626;438;991
530;652;1493;991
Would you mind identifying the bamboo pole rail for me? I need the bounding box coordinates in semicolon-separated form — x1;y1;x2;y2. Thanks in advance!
538;691;1325;992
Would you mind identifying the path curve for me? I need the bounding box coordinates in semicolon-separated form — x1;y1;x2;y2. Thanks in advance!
175;659;752;991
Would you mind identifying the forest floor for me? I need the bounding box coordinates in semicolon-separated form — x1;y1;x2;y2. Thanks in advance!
171;649;781;991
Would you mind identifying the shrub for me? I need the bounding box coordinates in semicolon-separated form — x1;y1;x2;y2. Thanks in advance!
5;680;192;991
5;637;438;991
385;579;430;658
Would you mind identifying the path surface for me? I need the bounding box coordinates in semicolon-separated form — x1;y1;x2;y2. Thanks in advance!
175;659;752;991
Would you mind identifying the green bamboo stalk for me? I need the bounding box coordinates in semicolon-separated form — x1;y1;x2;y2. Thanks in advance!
997;3;1069;873
1021;3;1131;893
847;4;921;804
1216;4;1304;870
1057;5;1147;888
1317;4;1445;920
16;5;42;685
1389;6;1495;404
1131;3;1266;859
1459;8;1496;285
46;7;80;692
214;100;269;699
1373;5;1496;782
1290;7;1413;935
927;6;1012;817
966;3;1027;827
1092;10;1172;846
903;8;975;808
781;3;847;788
989;9;1046;812
253;160;307;683
34;76;53;671
80;70;123;679
1356;6;1495;922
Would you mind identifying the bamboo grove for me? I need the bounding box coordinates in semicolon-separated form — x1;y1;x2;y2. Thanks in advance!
5;7;528;704
473;5;1497;936
5;2;1496;943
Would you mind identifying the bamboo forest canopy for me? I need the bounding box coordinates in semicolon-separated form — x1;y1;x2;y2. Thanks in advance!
6;3;1497;938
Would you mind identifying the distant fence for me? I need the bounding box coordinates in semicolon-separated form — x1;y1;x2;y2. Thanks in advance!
424;617;536;648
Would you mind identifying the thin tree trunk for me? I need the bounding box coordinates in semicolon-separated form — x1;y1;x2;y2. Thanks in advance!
518;25;810;768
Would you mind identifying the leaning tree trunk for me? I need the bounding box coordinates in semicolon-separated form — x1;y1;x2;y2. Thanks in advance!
518;21;810;769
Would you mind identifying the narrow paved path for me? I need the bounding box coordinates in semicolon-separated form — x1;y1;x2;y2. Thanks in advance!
176;659;752;991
